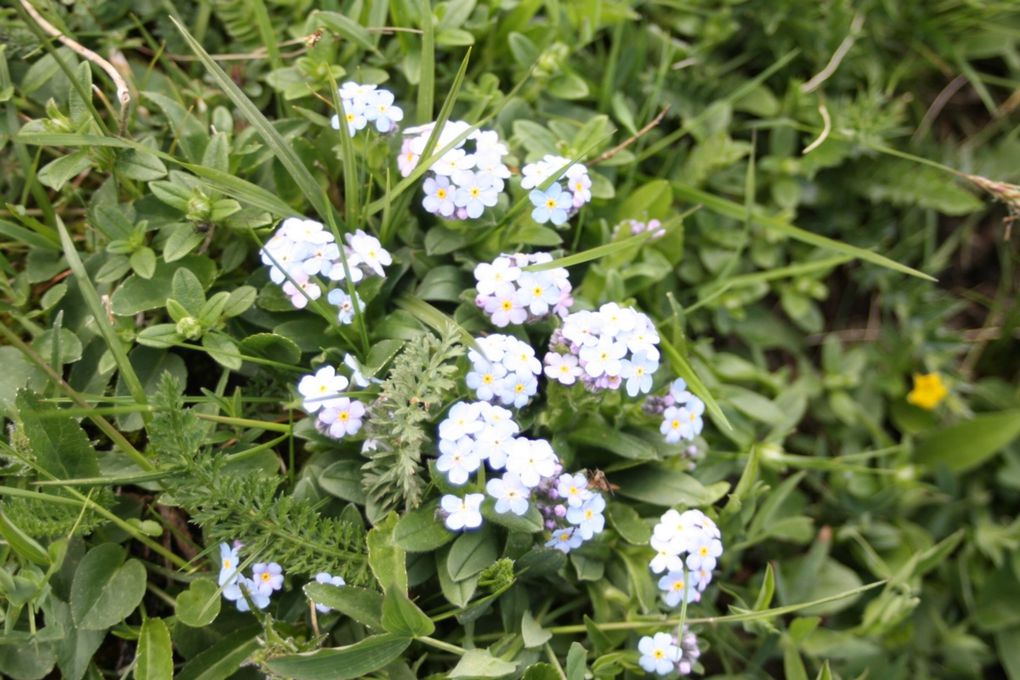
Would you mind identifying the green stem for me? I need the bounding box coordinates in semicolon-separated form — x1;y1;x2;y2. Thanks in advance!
418;636;467;656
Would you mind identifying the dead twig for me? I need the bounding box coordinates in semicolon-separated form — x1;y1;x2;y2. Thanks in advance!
20;0;131;131
593;106;671;164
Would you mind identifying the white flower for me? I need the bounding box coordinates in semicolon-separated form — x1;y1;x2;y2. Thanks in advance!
218;542;241;586
659;570;699;607
685;536;723;573
544;352;581;385
327;288;362;325
312;572;346;613
281;271;322;309
318;397;366;438
497;371;538;409
441;493;484;531
439;401;485;441
433;148;475;177
474;257;521;296
453;171;499;219
529;184;571;226
579;337;627;378
251;562;284;596
638;633;681;675
546;527;583;553
649;543;685;574
423;176;456;216
568;171;592;207
566;494;605;539
338;82;377;112
436;437;481;485
332;109;367;137
620;353;657;397
298;366;349;413
465;361;508;402
505;438;557;487
223;576;270;612
483;291;528;327
346;230;391;277
343;353;372;388
515;272;561;316
486;473;530;516
556;472;591;508
366;89;403;132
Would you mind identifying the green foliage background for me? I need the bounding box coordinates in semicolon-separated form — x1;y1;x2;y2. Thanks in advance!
0;0;1018;678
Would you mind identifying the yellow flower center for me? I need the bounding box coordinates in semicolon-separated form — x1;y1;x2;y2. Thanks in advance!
671;420;681;429
545;198;557;208
346;113;355;122
672;580;685;591
483;374;494;384
654;650;665;659
470;187;480;198
261;572;271;582
515;384;525;393
223;559;232;569
501;300;513;311
339;412;350;421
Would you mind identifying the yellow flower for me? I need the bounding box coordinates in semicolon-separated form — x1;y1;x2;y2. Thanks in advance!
907;372;948;410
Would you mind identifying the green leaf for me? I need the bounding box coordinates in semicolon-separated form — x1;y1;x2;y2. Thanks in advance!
311;11;379;53
567;422;657;460
239;333;302;366
0;511;51;566
111;257;216;316
381;585;435;637
446;526;498;582
175;578;221;627
0;347;46;411
70;544;146;630
566;642;588;680
130;247;157;280
116;148;167;181
613;464;730;507
606;503;651;545
448;649;517;678
175;626;261;680
169;18;331;221
394;501;455;552
37;150;92;191
163;224;203;262
134;618;173;680
17;391;100;480
303;583;383;629
32;327;83;365
201;333;242;370
264;634;412;680
915;410;1020;472
368;513;408;592
318;460;368;504
521;609;552;648
672;182;935;281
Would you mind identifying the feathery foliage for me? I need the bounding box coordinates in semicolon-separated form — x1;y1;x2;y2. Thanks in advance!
361;325;464;516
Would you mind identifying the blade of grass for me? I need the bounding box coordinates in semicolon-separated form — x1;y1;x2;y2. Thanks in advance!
324;71;360;228
658;335;732;432
169;16;331;220
546;579;886;633
417;0;435;123
54;216;150;420
671;182;935;281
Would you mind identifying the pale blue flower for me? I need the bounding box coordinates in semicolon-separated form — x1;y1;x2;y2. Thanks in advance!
529;184;570;225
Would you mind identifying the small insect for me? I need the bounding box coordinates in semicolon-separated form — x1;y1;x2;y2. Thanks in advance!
585;468;619;495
